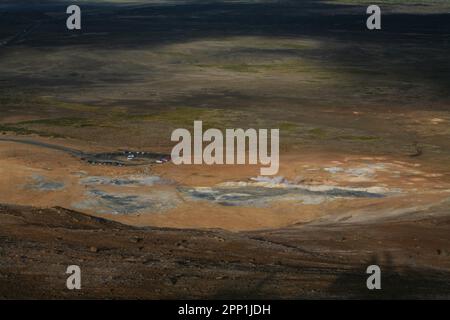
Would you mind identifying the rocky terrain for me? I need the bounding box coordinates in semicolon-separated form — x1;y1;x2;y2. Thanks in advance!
1;202;449;299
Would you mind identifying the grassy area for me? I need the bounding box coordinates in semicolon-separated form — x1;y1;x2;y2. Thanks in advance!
0;92;99;113
308;128;328;139
278;122;300;132
39;98;100;113
196;61;328;75
125;107;246;129
0;124;65;138
337;135;381;141
0;125;38;135
14;117;94;128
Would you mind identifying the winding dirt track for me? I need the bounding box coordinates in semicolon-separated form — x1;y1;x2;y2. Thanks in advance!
0;137;83;156
0;137;167;166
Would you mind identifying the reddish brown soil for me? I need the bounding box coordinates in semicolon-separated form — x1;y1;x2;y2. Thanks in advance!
1;203;449;299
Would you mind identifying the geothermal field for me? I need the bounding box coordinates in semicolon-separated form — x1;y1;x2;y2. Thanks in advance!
0;0;450;299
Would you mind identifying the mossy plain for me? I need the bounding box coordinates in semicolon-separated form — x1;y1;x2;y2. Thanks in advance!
0;0;449;157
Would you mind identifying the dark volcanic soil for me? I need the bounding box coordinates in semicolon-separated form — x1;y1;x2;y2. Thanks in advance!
1;203;449;299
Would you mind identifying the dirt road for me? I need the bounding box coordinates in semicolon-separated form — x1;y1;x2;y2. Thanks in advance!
0;137;168;166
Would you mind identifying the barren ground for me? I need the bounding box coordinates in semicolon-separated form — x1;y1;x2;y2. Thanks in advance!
0;0;449;299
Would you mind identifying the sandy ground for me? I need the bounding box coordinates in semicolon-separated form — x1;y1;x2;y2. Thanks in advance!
0;135;449;231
